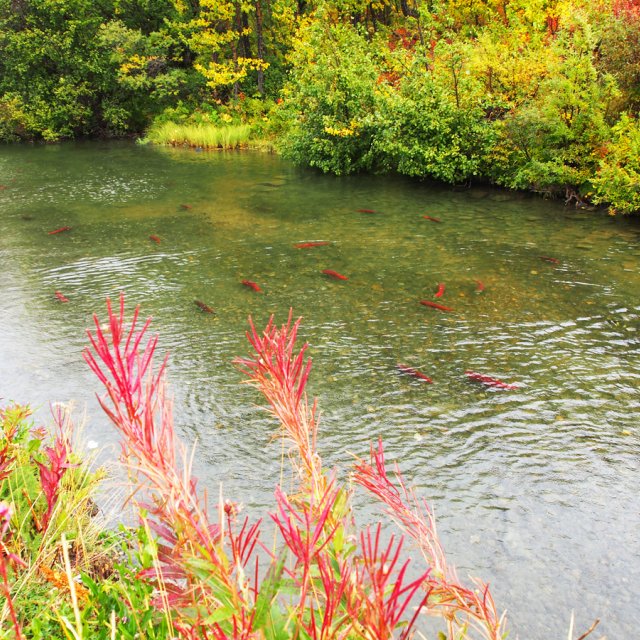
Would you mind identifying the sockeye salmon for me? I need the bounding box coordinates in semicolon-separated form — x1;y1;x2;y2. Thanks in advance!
465;370;518;390
396;363;433;383
420;300;453;312
48;226;72;235
322;269;348;281
194;300;215;313
242;280;262;293
294;241;330;249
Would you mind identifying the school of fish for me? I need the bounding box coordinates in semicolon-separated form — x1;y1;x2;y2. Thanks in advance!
41;198;554;392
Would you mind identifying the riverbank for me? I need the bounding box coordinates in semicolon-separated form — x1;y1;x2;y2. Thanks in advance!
2;1;638;214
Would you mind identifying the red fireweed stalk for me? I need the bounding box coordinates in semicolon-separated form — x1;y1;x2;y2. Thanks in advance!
354;439;507;640
84;295;175;476
270;480;343;619
84;295;260;634
238;312;367;634
348;524;430;639
33;405;77;532
235;312;323;492
0;502;26;639
240;313;431;639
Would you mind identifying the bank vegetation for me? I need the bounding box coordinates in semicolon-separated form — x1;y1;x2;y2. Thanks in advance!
0;0;638;213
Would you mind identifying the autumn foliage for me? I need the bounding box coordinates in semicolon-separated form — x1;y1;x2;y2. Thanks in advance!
82;294;508;637
0;296;607;638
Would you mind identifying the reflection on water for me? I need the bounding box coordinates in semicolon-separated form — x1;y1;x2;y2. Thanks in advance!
1;142;639;639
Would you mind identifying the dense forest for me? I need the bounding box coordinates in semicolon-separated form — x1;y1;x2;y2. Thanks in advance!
1;0;639;212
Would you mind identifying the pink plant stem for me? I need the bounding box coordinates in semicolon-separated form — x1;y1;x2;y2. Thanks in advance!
0;561;24;640
235;313;319;482
354;439;506;640
0;504;25;640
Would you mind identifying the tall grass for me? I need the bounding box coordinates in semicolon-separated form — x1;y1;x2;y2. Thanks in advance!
145;121;253;149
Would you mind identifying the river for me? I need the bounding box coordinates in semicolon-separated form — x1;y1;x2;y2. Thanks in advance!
1;141;639;639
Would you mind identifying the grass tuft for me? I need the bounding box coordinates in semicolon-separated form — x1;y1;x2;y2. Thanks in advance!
144;121;253;150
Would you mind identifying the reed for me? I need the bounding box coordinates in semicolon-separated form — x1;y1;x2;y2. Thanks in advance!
145;121;253;149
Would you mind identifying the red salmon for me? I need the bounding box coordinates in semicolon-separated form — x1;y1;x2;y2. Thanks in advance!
465;371;518;390
294;241;330;249
242;280;262;293
357;208;378;213
180;204;193;210
475;279;485;292
322;269;348;281
48;226;72;235
194;300;215;313
435;283;445;298
149;234;161;244
396;363;433;383
539;256;559;264
54;291;69;303
420;300;453;312
423;215;441;223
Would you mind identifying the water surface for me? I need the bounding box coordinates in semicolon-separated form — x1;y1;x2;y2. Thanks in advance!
1;142;639;639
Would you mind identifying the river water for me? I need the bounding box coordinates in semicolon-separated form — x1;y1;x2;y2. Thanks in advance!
1;142;639;639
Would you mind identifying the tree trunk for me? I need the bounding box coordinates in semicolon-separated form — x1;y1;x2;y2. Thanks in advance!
255;0;266;96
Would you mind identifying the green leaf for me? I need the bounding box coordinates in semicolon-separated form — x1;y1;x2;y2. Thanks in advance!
203;606;236;624
253;551;287;630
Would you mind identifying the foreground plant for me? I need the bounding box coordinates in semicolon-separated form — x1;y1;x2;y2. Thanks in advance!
0;297;603;638
0;402;109;637
355;442;504;639
84;296;260;637
81;294;510;638
0;502;25;639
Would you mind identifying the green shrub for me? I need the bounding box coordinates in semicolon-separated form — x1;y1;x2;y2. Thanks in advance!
486;15;615;196
280;21;379;175
591;113;640;214
372;70;494;184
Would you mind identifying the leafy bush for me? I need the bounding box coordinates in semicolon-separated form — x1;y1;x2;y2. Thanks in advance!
591;113;640;214
372;62;494;184
281;21;380;175
596;1;640;114
486;15;615;196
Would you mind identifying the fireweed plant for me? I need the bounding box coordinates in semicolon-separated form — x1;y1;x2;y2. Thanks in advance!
0;402;110;638
80;294;511;639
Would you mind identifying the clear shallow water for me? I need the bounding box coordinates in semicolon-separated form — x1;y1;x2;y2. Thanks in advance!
1;141;639;639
